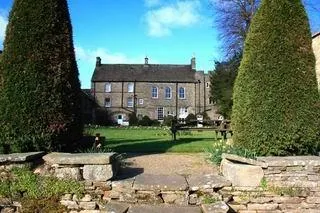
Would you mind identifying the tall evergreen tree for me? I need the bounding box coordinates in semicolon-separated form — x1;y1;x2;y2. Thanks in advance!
232;0;320;156
210;54;241;119
0;0;83;153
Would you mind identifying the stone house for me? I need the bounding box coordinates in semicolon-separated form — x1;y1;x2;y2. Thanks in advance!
312;32;320;89
91;57;218;125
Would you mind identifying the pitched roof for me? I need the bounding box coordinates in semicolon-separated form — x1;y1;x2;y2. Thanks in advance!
91;64;197;83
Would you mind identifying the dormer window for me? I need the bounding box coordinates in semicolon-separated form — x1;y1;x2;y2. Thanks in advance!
105;82;111;92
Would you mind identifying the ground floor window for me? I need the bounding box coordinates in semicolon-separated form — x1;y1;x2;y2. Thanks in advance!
157;107;164;120
105;98;111;107
127;97;133;107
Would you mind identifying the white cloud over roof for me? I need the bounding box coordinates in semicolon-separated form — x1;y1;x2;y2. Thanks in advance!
145;0;202;37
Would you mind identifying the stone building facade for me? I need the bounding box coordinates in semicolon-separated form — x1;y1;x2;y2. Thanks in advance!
312;32;320;89
91;57;218;125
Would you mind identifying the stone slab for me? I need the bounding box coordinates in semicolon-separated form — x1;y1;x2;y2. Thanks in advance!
127;205;202;213
187;174;231;191
257;156;320;167
100;201;129;213
83;164;113;181
133;174;188;191
0;152;45;163
201;201;229;213
222;153;267;168
220;159;264;187
43;152;117;165
55;167;82;180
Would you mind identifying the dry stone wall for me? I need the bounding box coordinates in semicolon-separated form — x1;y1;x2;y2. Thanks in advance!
0;152;320;213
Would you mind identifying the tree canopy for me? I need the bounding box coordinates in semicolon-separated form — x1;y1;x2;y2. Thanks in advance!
0;0;83;153
231;0;320;156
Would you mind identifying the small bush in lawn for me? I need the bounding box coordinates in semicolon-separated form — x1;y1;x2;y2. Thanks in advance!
163;115;174;126
185;113;197;126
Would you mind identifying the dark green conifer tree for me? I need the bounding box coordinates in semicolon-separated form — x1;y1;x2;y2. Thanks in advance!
0;0;83;153
232;0;320;155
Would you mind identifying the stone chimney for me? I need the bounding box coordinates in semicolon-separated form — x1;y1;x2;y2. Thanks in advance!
145;56;149;65
96;57;101;67
191;56;196;70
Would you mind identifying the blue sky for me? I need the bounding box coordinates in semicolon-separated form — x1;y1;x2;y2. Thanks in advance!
0;0;319;88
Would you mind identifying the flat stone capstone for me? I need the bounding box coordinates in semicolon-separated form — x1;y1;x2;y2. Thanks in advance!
43;152;117;165
0;152;45;163
133;174;188;191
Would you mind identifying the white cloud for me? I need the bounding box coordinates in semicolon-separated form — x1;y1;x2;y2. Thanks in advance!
0;13;8;44
145;0;202;37
75;45;158;64
144;0;162;7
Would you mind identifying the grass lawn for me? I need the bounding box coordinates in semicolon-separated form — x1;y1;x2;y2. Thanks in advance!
85;127;229;153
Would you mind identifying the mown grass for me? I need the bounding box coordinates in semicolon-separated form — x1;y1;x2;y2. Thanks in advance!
85;126;230;153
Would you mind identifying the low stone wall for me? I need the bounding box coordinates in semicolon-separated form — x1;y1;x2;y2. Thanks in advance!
1;152;320;213
42;152;119;181
221;154;320;213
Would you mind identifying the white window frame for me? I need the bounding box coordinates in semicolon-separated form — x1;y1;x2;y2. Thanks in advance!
157;107;164;120
179;87;186;99
105;82;111;92
127;97;133;108
139;98;144;105
151;86;158;98
105;97;111;107
165;87;172;99
128;82;134;93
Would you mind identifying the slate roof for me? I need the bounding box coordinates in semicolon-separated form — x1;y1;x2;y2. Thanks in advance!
91;64;197;83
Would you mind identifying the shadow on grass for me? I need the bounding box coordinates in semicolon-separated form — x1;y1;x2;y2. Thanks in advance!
104;137;210;154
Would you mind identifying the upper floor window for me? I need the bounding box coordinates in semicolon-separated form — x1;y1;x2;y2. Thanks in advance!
127;97;133;108
105;82;111;92
179;87;185;99
165;87;172;99
105;97;111;107
128;82;134;93
152;86;158;98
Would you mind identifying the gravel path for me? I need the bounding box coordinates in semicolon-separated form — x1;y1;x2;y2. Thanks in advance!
119;153;219;177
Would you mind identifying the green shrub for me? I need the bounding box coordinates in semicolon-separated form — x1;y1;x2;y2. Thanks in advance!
206;140;257;165
163;115;174;127
129;113;139;126
0;0;83;153
231;0;320;155
0;168;84;200
185;113;197;125
21;197;67;213
138;116;152;126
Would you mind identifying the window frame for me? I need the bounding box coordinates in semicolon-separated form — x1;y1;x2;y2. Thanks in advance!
128;82;134;93
178;87;186;99
105;82;111;93
165;87;172;99
157;107;164;120
127;97;133;108
151;86;158;99
104;97;111;107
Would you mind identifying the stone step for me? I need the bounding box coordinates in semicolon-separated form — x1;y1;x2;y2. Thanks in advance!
127;205;202;213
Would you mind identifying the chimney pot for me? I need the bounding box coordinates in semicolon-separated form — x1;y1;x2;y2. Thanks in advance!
145;56;149;65
96;57;101;67
191;56;196;70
